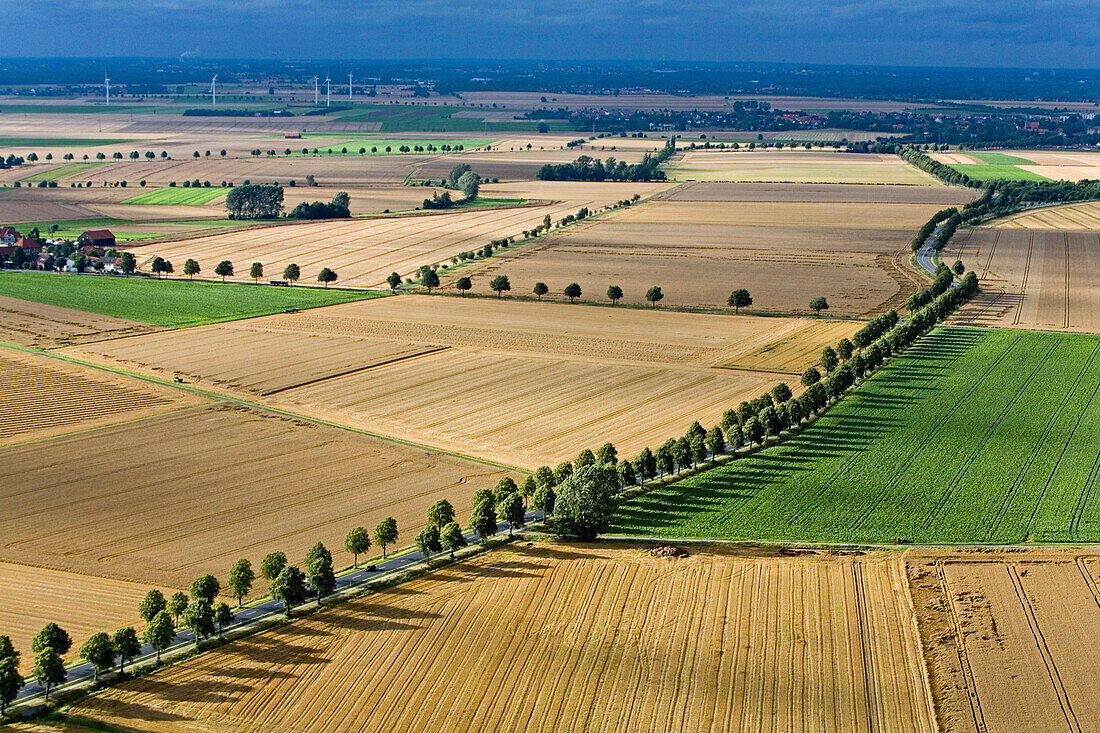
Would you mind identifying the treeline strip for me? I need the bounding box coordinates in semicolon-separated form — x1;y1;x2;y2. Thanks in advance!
535;137;676;182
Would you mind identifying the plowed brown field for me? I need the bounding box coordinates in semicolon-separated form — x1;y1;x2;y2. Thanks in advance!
908;550;1100;733
0;295;159;348
0;562;162;674
71;297;858;467
946;228;1100;333
121;181;669;288
443;198;951;315
0;404;513;590
71;544;935;733
0;348;199;446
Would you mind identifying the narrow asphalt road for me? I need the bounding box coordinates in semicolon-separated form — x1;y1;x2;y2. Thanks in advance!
915;224;942;276
12;510;543;709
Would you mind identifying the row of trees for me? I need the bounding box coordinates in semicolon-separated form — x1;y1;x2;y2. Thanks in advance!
536;138;676;182
150;257;338;287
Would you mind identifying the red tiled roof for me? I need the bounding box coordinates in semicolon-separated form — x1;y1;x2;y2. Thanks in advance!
80;229;115;240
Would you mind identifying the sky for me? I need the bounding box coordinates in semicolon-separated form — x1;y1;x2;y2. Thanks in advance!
6;0;1099;69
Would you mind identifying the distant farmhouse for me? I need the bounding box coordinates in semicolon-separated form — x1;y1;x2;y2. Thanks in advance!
78;229;116;249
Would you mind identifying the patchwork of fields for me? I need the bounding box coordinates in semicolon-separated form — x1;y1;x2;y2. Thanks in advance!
444;181;975;315
71;296;854;468
70;544;935;733
931;149;1100;183
613;327;1100;544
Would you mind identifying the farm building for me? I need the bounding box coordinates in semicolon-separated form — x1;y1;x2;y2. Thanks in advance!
77;229;116;248
0;236;42;258
0;226;20;245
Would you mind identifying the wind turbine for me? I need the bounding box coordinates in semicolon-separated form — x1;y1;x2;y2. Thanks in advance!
104;74;110;105
348;72;353;101
325;76;331;107
210;74;218;106
312;75;319;105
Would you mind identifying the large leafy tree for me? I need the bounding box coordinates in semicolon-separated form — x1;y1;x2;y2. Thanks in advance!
373;517;399;558
270;566;307;618
727;289;752;313
344;527;371;568
228;559;255;607
142;611;175;663
138;589;166;623
31;623;71;656
427;499;455;529
79;632;115;681
33;649;66;702
440;522;466;559
415;525;443;563
553;465;620;541
0;656;23;715
260;551;287;582
111;627;141;674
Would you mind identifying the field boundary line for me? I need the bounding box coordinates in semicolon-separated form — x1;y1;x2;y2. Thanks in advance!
850;561;878;733
935;562;989;733
1006;564;1082;733
1073;556;1100;611
259;345;450;396
0;340;527;474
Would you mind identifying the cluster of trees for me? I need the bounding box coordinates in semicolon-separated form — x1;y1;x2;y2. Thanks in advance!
900;147;980;187
422;165;481;209
0;154;25;170
289;191;351;220
225;183;284;219
910;207;960;252
536;138;676;182
961;178;1100;222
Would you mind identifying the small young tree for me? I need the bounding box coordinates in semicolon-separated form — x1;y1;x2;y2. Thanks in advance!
213;602;234;637
645;285;664;308
317;267;338;287
138;589;166;623
142;611;175;663
499;492;525;536
283;263;301;285
183;258;200;280
305;543;336;605
564;282;582;303
455;276;472;294
809;296;829;316
533;282;549;300
260;551;287;582
386;272;403;291
344;526;371;568
427;498;455;529
415;525;443;563
31;623;72;656
214;259;234;282
270;565;307;618
952;259;965;276
250;261;264;282
166;592;189;625
489;274;511;298
0;656;23;716
111;627;141;674
607;285;623;306
373;517;399;558
440;521;467;559
727;288;752;313
79;632;115;682
33;649;66;702
228;559;255;607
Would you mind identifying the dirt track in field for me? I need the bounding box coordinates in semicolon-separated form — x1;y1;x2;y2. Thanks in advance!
0;295;160;348
908;549;1100;733
71;543;935;733
946;228;1100;333
0;562;164;674
71;297;857;468
0;347;200;446
0;404;513;591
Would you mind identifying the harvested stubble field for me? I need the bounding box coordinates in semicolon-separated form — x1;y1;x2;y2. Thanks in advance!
665;150;938;184
446;193;958;315
0;404;513;590
613;327;1100;544
660;181;979;205
908;549;1100;733
945;228;1100;333
0;347;199;446
72;296;858;468
987;200;1100;231
71;543;935;733
0;562;162;674
123;182;669;288
0;295;158;348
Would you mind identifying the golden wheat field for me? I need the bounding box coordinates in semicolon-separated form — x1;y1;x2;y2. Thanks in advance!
988;200;1100;231
69;296;858;467
70;544;936;733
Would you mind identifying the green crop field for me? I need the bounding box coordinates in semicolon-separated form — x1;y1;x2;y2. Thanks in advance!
0;137;136;147
0;271;383;327
945;151;1050;182
612;326;1100;544
20;162;107;182
121;187;229;205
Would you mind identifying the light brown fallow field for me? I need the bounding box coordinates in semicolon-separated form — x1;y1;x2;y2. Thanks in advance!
71;544;935;733
443;197;956;316
908;550;1100;733
945;228;1100;333
71;297;859;468
0;404;513;591
987;200;1100;231
0;295;158;348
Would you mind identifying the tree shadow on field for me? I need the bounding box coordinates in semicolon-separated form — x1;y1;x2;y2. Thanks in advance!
510;544;593;561
229;637;331;666
79;699;191;724
474;559;546;579
127;675;255;703
322;602;442;633
204;664;300;681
